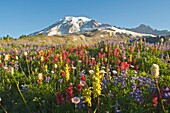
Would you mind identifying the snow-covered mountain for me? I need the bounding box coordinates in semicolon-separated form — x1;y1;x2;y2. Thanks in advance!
29;16;155;37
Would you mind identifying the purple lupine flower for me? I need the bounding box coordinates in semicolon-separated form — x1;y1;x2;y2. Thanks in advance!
45;76;51;83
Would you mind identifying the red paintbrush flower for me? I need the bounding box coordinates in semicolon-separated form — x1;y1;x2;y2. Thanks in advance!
45;57;48;62
98;53;102;59
56;93;64;105
81;75;86;81
152;94;158;107
120;62;129;70
130;46;134;52
77;84;81;93
61;71;66;77
116;59;121;64
133;59;136;64
66;84;74;102
135;65;139;70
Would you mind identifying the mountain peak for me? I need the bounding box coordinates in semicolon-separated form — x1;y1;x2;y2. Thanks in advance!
129;24;170;36
63;16;91;22
138;24;153;29
29;16;155;37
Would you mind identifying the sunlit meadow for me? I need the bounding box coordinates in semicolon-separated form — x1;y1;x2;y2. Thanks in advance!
0;38;170;113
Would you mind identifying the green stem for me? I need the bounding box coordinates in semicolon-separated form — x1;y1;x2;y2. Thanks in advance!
155;78;166;113
11;73;31;113
0;103;8;113
26;57;31;76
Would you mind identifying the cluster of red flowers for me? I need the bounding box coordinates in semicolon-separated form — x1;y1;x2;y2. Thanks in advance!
56;93;64;105
77;84;81;93
81;75;86;81
152;85;170;107
77;76;86;93
66;83;74;102
116;59;129;71
130;46;134;52
152;94;158;107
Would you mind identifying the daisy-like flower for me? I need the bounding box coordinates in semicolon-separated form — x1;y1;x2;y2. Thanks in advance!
112;70;118;74
80;80;86;87
71;97;80;104
72;66;76;70
91;57;95;60
78;60;82;63
89;70;94;75
51;70;54;74
100;70;106;74
130;65;134;68
58;78;63;83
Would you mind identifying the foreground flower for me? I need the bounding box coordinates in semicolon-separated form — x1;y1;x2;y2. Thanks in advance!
66;83;74;102
80;80;86;87
81;75;86;81
71;97;80;104
112;70;118;74
83;87;92;107
38;73;44;81
4;54;9;61
152;94;158;107
24;51;28;56
56;93;64;105
89;70;94;75
92;65;102;98
151;64;159;78
77;84;82;93
65;64;70;81
10;67;14;75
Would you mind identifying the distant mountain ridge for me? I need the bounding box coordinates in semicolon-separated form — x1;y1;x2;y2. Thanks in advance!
128;24;170;36
29;16;155;37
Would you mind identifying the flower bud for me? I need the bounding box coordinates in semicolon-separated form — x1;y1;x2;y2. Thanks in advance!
40;56;44;62
11;67;14;75
38;73;44;81
151;64;159;78
16;56;18;60
4;54;9;61
54;64;58;69
24;51;28;56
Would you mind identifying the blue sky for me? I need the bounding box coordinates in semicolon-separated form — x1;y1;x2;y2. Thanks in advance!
1;0;170;38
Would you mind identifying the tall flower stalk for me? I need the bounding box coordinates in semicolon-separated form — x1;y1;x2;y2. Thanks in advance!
65;64;70;82
11;67;30;112
151;64;166;112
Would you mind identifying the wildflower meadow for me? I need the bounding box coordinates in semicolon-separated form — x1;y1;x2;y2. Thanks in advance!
0;38;170;113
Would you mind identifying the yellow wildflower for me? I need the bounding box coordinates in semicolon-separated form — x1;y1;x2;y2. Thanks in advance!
44;65;48;72
83;87;92;107
92;65;103;98
65;64;70;82
41;56;44;62
129;54;132;62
